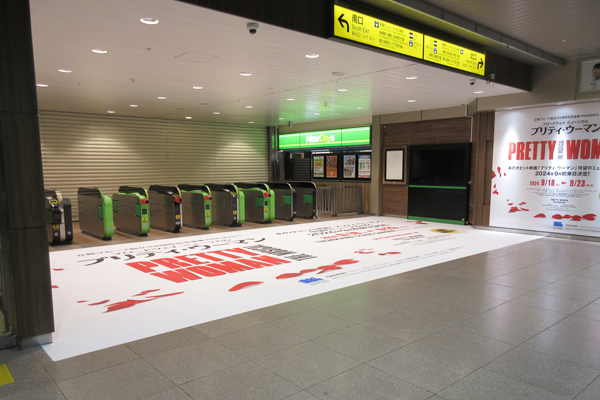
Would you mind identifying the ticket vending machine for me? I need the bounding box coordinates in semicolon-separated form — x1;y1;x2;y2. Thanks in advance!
264;182;296;221
204;183;245;227
44;189;74;244
178;184;212;229
235;182;275;223
78;187;114;240
290;182;317;219
113;186;151;236
148;185;183;232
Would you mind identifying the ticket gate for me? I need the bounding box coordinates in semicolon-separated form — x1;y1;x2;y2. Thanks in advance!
290;182;317;219
148;185;183;232
204;183;245;226
44;189;74;244
78;187;114;240
178;184;212;229
264;182;296;221
235;182;275;223
113;186;151;236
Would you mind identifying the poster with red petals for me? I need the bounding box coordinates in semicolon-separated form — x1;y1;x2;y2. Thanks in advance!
490;103;600;236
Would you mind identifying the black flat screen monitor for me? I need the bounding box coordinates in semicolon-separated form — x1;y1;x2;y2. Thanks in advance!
409;143;471;187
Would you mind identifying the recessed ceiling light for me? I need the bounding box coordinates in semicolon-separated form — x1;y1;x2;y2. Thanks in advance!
36;83;48;87
140;18;159;25
332;71;345;76
245;105;254;109
91;49;108;54
157;96;167;99
314;112;320;115
356;107;363;110
130;104;139;107
240;72;252;76
338;88;348;92
287;98;295;101
192;86;203;90
561;39;567;43
107;111;116;114
213;111;220;115
408;100;416;103
305;54;319;58
58;69;72;73
406;76;418;80
278;118;284;120
249;121;254;124
474;91;484;94
185;116;192;119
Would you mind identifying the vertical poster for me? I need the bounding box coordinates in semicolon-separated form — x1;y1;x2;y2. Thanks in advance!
489;103;600;237
343;155;356;178
313;155;325;178
326;155;338;178
358;154;371;179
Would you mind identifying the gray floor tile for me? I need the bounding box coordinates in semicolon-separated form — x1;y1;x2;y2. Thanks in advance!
486;301;568;328
455;313;546;345
0;382;66;400
145;339;247;384
571;268;600;280
486;347;599;398
213;322;305;359
486;275;548;291
312;325;408;362
0;362;56;397
1;348;41;374
360;311;447;343
247;298;319;322
439;368;570;400
463;282;529;301
282;392;320;400
126;328;208;358
512;291;588;314
555;276;600;291
141;387;194;400
536;283;600;302
435;291;507;310
443;265;509;281
399;298;489;326
484;256;538;268
192;313;263;337
270;310;352;340
522;330;600;370
575;374;600;400
406;328;513;367
574;303;600;322
254;341;360;389
418;274;481;290
550;315;600;343
317;296;393;324
368;345;478;393
306;365;432;400
505;268;567;283
180;362;300;400
57;359;174;400
40;344;140;382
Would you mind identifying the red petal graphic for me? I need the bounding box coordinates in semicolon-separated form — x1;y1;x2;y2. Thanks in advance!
504;173;506;176
491;171;497;178
562;215;572;219
299;269;318;274
571;216;582;221
52;285;59;289
53;268;64;271
317;266;343;274
415;221;428;224
276;273;304;279
89;300;110;306
229;281;264;292
334;259;359;265
508;207;520;213
508;203;513;205
583;214;597;221
520;208;529;211
379;252;401;256
519;202;527;205
494;184;497;188
104;299;154;313
497;167;501;173
147;292;184;299
493;190;499;195
77;300;88;303
552;214;563;219
133;289;161;297
318;264;336;269
533;213;546;218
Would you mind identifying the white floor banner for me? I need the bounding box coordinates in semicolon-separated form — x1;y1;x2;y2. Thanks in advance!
44;216;539;360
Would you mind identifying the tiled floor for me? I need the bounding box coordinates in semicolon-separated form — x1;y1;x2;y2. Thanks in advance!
2;233;600;399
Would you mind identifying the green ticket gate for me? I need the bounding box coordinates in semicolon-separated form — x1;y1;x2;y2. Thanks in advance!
290;182;317;219
235;182;275;223
178;184;212;229
44;189;74;244
78;187;114;240
148;185;183;232
113;186;151;236
264;182;296;221
204;183;245;226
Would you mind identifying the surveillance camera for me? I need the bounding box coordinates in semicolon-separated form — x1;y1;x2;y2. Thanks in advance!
469;78;476;86
247;22;259;35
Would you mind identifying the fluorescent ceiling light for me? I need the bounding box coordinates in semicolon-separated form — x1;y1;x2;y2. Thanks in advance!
240;72;252;76
185;116;192;119
107;111;116;114
58;69;72;73
305;54;319;58
192;86;203;90
406;76;418;80
408;100;416;103
338;88;348;92
130;104;139;107
140;18;159;25
36;83;48;87
157;96;167;99
213;111;220;115
245;105;254;109
91;49;108;54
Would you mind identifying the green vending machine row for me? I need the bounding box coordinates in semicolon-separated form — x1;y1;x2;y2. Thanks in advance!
44;188;74;244
204;183;245;227
148;185;183;232
178;184;212;229
113;186;151;236
235;182;275;223
78;187;114;240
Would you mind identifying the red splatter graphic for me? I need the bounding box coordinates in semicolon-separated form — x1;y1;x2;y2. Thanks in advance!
583;214;597;221
133;289;160;297
571;215;582;221
494;184;497;189
497;167;502;174
317;266;343;274
534;213;546;218
147;292;183;299
552;214;563;219
379;252;401;256
519;202;527;205
52;285;59;289
508;207;520;213
521;208;529;211
89;300;110;306
53;268;64;271
416;221;428;224
504;173;506;176
105;299;154;313
300;269;318;274
493;190;499;195
229;281;264;292
491;171;497;179
355;250;374;254
508;203;513;206
276;272;304;279
334;259;359;265
77;300;88;303
563;215;572;219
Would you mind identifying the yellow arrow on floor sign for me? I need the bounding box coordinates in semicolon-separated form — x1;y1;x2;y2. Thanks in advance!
0;364;15;386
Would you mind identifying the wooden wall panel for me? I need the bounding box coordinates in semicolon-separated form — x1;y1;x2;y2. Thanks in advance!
469;111;495;226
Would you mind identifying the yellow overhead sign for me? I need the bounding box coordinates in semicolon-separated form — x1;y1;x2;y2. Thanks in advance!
423;35;486;76
334;5;423;60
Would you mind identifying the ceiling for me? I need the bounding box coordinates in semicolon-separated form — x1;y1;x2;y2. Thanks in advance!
29;0;599;127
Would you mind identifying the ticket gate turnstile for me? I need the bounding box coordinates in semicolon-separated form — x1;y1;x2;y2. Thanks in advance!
235;182;275;223
148;185;183;232
290;181;317;219
113;186;151;236
263;182;296;221
78;187;114;240
45;189;74;244
204;183;245;226
178;184;212;229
